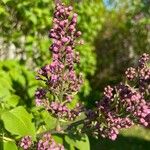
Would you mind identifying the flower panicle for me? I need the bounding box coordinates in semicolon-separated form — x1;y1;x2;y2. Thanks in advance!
35;3;83;121
85;53;150;140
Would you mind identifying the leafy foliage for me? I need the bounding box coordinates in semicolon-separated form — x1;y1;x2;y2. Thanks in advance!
0;60;38;108
3;141;18;150
65;134;90;150
1;106;36;139
88;0;150;103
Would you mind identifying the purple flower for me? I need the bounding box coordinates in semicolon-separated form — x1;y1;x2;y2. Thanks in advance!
37;133;64;150
125;67;136;80
138;53;150;68
35;88;46;106
20;136;32;150
35;3;83;121
85;53;150;140
104;85;114;100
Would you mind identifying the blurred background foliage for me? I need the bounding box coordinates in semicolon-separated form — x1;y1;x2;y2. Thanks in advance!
0;0;150;149
89;0;150;105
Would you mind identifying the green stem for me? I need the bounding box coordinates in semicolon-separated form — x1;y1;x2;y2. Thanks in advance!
37;118;86;137
56;118;62;132
65;118;86;131
0;136;14;142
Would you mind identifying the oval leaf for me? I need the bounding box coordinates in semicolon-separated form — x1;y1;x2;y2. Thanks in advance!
3;141;18;150
1;106;36;140
65;134;90;150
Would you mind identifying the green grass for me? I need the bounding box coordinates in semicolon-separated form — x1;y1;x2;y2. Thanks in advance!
90;126;150;150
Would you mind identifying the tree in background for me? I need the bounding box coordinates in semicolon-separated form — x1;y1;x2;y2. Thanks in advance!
88;0;150;105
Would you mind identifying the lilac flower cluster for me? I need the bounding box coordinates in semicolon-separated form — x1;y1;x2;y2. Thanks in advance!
85;88;134;140
126;53;150;94
35;3;83;120
20;136;32;150
49;101;82;120
138;53;150;68
85;53;150;140
117;84;150;126
125;67;136;80
20;134;64;150
35;88;47;107
37;133;64;150
103;86;114;100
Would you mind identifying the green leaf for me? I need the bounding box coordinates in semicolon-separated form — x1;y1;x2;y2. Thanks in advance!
42;0;50;2
0;77;12;98
1;0;11;4
41;110;56;130
3;141;18;150
5;95;20;107
25;11;37;25
65;134;90;150
70;145;76;150
1;106;36;140
0;7;5;14
53;135;64;144
9;70;26;86
29;14;37;24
